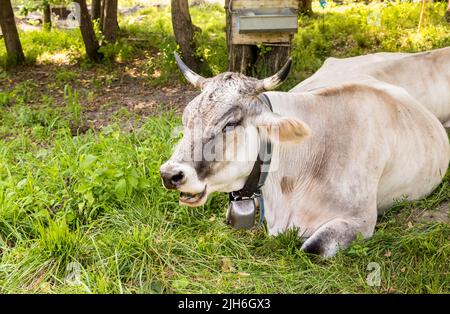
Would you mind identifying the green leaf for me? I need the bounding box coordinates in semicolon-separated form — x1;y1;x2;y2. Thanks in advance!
115;178;127;199
17;179;28;189
80;155;97;169
77;201;85;212
74;182;90;194
172;278;189;290
127;173;139;189
85;191;95;205
66;212;76;224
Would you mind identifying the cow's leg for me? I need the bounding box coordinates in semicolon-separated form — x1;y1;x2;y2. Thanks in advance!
300;216;376;258
443;119;450;130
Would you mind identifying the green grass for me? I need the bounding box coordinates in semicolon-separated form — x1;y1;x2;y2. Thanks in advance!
0;1;450;293
0;100;449;293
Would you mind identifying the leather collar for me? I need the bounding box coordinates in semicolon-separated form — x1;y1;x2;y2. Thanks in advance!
229;93;273;200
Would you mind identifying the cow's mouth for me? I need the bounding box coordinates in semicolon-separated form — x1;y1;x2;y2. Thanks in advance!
179;187;207;206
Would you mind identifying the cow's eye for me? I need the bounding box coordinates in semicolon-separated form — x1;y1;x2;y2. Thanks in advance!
222;122;239;132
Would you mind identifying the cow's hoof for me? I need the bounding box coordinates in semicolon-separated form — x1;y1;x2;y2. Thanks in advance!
301;238;325;256
301;236;340;258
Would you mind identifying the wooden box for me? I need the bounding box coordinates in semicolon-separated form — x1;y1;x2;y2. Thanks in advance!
230;0;299;45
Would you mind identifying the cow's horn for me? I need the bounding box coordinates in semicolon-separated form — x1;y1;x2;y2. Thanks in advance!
174;52;206;88
257;58;293;91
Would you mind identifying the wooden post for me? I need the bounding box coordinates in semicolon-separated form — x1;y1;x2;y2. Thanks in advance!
225;0;298;77
225;0;257;75
256;45;291;78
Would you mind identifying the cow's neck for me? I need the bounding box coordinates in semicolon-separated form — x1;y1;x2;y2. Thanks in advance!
260;142;304;235
258;91;326;236
260;132;326;237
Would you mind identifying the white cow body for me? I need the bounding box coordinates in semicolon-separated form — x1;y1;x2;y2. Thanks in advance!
291;47;450;125
262;81;449;256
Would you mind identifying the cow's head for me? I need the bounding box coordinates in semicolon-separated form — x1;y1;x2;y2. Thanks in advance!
160;53;310;206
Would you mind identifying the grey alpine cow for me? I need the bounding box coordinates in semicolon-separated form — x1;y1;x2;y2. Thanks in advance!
160;51;450;257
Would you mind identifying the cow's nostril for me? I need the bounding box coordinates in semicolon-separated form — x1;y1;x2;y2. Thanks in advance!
171;171;185;186
160;167;186;190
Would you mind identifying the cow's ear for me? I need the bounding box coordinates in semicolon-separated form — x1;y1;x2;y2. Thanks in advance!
255;112;311;144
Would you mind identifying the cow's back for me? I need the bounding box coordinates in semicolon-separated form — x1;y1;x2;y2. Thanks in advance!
290;47;450;124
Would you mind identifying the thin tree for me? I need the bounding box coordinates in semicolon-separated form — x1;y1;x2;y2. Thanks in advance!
299;0;312;15
171;0;203;72
91;0;102;21
43;0;52;31
102;0;118;43
418;0;427;31
74;0;103;61
100;0;105;29
445;0;450;22
0;0;26;66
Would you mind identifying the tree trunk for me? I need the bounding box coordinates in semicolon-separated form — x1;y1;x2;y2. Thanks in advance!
445;0;450;22
102;0;118;43
0;0;25;66
91;0;102;21
298;0;312;15
99;0;105;29
74;0;103;61
171;0;203;72
43;2;52;31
